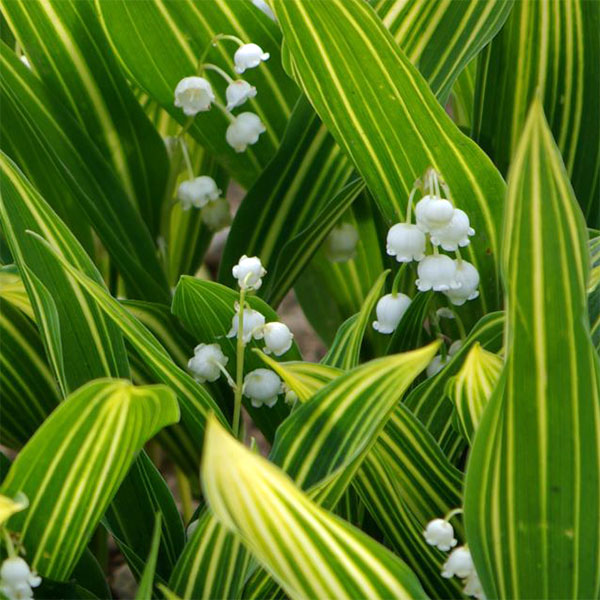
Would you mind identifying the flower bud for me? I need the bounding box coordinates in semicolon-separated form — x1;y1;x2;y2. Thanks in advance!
416;254;460;292
174;76;215;115
234;43;270;74
386;223;426;262
372;293;411;334
325;223;359;262
243;368;283;408
226;80;257;111
226;112;266;152
263;322;293;356
201;197;231;231
426;354;450;378
415;195;454;232
0;556;41;600
232;255;266;290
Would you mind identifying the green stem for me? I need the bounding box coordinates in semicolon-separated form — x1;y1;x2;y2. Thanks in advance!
179;137;195;181
2;528;15;557
177;116;195;140
405;187;418;223
233;287;247;439
391;264;407;297
203;63;234;84
451;309;467;340
444;507;464;522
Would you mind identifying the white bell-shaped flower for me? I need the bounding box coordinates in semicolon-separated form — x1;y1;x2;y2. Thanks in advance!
416;254;460;292
443;260;480;306
263;322;293;356
226;80;257;111
243;368;283;407
430;209;475;251
463;571;484;599
325;223;359;262
0;557;41;600
227;304;266;343
386;223;426;262
372;293;412;334
226;112;266;152
415;195;454;232
201;197;231;231
234;43;270;74
426;354;450;378
232;255;266;290
423;518;457;551
441;546;474;579
174;76;215;116
177;176;221;210
188;343;229;383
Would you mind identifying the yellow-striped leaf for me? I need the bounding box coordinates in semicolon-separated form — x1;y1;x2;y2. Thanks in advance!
464;101;600;598
447;343;503;443
272;0;507;317
202;416;428;600
472;0;600;227
1;379;179;581
96;0;298;186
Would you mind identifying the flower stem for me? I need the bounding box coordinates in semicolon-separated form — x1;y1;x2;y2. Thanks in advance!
391;264;407;297
2;528;15;557
405;187;418;223
233;287;247;439
203;63;234;84
444;507;464;522
179;137;195;181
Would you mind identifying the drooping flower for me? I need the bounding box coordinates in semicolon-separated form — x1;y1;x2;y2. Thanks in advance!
201;197;231;231
232;255;266;290
415;195;454;232
262;322;294;356
0;557;41;600
177;176;221;210
463;571;485;599
226;80;257;111
227;304;266;343
423;519;458;551
234;43;270;74
325;223;359;263
174;77;215;116
242;368;283;407
386;223;426;262
430;209;475;251
188;343;229;383
372;293;412;334
443;260;480;306
416;254;460;292
441;546;474;579
250;0;276;20
226;112;266;152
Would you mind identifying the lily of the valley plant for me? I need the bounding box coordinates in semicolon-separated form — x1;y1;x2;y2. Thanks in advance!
0;1;598;599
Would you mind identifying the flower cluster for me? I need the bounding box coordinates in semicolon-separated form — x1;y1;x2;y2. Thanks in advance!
187;256;294;410
372;168;480;337
173;38;269;153
0;556;41;600
423;516;484;599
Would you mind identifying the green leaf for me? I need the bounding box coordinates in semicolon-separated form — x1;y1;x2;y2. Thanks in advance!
96;0;298;186
135;513;162;600
0;299;59;448
273;0;507;317
1;379;179;581
321;269;389;369
464;101;600;599
202;416;429;600
28;234;230;474
385;292;434;355
0;151;130;392
220;0;513;314
589;236;600;351
171;276;299;442
0;45;170;303
472;0;600;227
446;343;503;443
1;0;169;235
